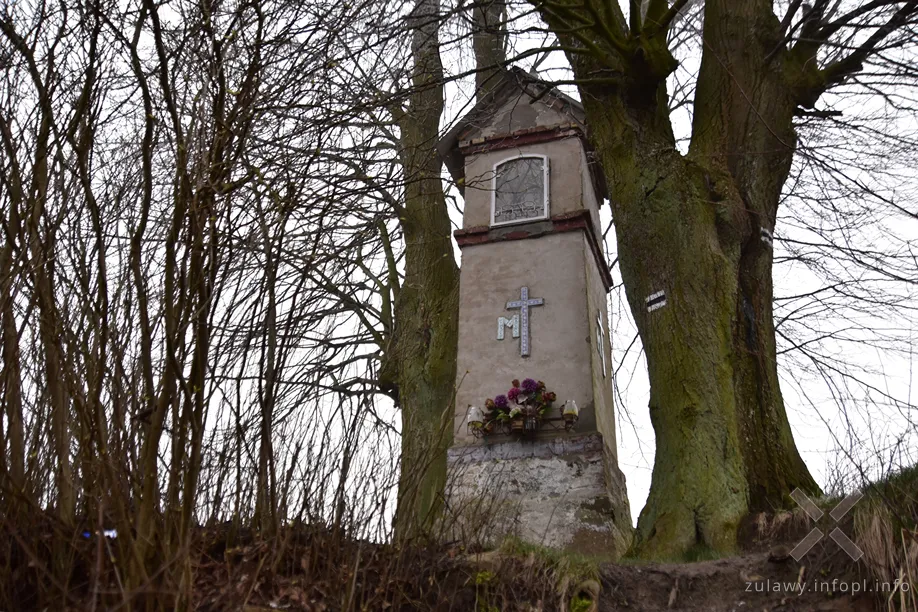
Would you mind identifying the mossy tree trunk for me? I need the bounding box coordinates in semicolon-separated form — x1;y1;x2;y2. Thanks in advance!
527;0;903;558
384;0;460;540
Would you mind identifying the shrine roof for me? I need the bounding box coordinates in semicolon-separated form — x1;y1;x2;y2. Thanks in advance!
437;67;608;201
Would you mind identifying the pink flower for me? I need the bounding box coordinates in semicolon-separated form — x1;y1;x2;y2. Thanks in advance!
507;387;521;401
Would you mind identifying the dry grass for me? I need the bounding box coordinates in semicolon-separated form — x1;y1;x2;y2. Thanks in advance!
748;507;811;544
854;465;918;612
461;536;603;612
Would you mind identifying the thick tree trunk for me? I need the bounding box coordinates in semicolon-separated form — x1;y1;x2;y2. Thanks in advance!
587;109;751;556
586;104;816;558
689;0;819;515
536;0;820;558
385;0;460;540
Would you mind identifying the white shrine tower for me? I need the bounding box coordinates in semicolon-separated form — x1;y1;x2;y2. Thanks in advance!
439;69;632;556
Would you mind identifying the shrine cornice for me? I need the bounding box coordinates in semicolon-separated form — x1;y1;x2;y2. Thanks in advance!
458;125;584;156
454;210;614;292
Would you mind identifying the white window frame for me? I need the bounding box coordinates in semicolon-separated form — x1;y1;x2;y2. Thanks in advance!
490;154;550;227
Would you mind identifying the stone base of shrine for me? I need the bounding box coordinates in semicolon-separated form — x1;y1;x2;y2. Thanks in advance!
444;433;632;558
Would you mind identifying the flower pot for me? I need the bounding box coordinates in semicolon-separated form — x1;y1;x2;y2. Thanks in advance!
524;415;540;432
510;417;524;432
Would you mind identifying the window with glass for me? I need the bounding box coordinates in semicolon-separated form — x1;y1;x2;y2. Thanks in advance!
491;156;549;226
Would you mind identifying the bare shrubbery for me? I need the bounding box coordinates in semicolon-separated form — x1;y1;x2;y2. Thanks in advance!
0;0;417;607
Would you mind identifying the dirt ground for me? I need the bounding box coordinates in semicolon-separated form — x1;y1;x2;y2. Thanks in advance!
600;552;877;612
598;512;890;612
4;513;901;610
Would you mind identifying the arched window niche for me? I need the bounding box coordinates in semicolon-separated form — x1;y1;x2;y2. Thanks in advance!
490;155;549;227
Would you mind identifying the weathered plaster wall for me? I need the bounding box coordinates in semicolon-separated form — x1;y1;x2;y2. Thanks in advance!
453;232;596;444
461;137;602;240
446;434;631;556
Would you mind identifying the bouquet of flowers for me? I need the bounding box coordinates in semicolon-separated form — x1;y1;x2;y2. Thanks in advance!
484;378;557;431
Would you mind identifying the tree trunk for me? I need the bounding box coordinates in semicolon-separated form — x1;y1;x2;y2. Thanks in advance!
29;116;75;527
472;0;507;98
255;206;280;536
1;213;25;506
689;0;820;515
384;0;460;540
0;121;26;505
536;0;820;558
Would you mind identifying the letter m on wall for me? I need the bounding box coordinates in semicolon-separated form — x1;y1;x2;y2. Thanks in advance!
497;315;520;340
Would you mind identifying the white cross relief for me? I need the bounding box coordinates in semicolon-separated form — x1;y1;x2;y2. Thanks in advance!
596;312;607;378
505;286;544;357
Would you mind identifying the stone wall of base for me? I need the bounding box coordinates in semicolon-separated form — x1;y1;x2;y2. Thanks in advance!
445;433;632;558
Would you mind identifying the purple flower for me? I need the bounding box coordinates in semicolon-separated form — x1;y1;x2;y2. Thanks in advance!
494;394;509;409
507;387;521;402
521;378;538;393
